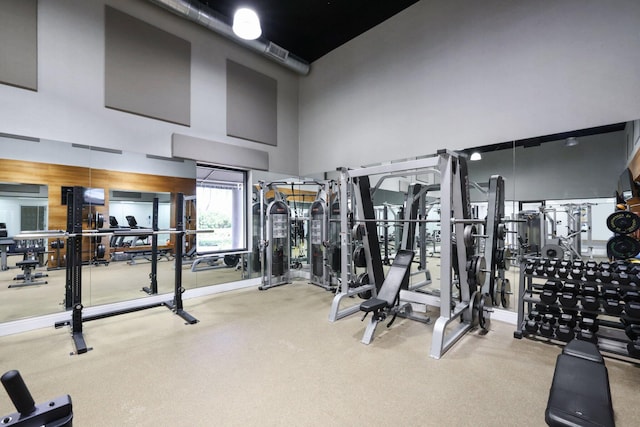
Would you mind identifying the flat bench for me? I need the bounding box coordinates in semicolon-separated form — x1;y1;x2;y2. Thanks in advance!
10;259;48;287
545;339;615;427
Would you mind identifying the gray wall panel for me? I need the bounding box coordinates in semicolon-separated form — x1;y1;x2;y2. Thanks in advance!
172;133;269;171
227;60;277;146
104;6;190;126
0;0;37;91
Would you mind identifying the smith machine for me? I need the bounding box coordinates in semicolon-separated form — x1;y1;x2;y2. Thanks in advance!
256;180;335;291
329;151;510;358
15;188;198;355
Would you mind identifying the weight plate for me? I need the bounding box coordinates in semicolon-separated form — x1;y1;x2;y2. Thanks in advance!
541;244;564;260
606;211;640;234
502;248;511;271
607;235;640;260
478;293;491;331
497;223;506;241
356;272;372;299
474;255;486;286
463;225;476;250
501;279;511;309
493;277;502;306
468;291;480;327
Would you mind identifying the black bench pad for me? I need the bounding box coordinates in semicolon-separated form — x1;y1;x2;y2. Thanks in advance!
360;297;388;313
545;344;614;427
562;339;604;364
16;259;39;268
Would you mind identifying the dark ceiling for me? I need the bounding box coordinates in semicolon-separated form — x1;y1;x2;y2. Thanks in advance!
195;0;420;63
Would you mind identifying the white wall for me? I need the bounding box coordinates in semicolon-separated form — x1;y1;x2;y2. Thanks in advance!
0;0;300;175
299;0;640;176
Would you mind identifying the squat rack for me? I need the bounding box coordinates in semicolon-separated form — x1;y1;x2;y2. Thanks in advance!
328;150;496;359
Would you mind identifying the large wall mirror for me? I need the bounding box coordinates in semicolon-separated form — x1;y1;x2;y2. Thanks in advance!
0;120;634;327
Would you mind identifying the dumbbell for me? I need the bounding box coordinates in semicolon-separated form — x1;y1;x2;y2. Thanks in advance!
558;312;577;328
570;268;584;280
585;260;598;270
560;260;572;269
555;324;575;342
557;267;570;279
627;340;640;357
559;282;579;308
625;301;640;318
602;287;620;300
577;329;598;343
579;316;599;333
528;310;542;321
624;323;640;341
603;299;624;315
539;314;556;338
613;261;629;273
598;269;613;283
584;269;597;282
541;280;562;304
617;272;631;286
524;263;535;275
573;260;584;269
535;264;547;276
525;320;539;334
599;262;612;272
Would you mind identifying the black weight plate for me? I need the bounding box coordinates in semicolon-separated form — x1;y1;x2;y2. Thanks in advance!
607;235;640;260
607;211;640;234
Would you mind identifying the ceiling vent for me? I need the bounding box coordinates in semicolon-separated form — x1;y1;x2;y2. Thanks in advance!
265;42;289;62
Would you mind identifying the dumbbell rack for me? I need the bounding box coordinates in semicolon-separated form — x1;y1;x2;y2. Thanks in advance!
514;257;640;360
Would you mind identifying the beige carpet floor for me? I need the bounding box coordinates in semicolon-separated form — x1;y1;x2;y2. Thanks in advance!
1;282;639;426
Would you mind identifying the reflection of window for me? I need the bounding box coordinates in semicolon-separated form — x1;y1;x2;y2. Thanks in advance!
196;166;246;253
20;205;46;231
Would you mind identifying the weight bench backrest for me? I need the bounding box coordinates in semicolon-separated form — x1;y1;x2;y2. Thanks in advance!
360;250;414;312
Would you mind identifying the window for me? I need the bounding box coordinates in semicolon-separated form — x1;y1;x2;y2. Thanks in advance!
196;166;247;253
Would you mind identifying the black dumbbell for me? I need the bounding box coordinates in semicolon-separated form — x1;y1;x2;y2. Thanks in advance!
625;301;640;318
623;290;640;302
570;268;584;280
603;299;624;315
546;266;557;277
627;340;640;357
557;267;569;278
602;287;620;300
540;322;554;337
581;295;600;311
559;282;579;308
599;270;613;283
579;316;599;332
525;263;535;274
584;269;597;281
558;313;577;328
525;320;539;334
528;310;542;321
614;261;629;273
535;265;546;276
555;324;575;342
618;272;631;286
599;262;611;271
624;323;640;341
577;329;598;343
573;260;585;269
585;260;598;270
560;260;572;268
582;283;599;297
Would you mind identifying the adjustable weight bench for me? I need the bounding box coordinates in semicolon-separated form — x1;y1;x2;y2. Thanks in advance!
545;339;615;427
359;250;414;344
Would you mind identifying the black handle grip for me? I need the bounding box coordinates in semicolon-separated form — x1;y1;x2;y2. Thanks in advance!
1;370;36;415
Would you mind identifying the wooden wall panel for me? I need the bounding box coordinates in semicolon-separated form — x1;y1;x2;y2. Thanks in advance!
0;159;196;266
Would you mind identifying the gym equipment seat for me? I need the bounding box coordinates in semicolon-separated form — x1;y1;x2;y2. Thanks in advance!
545;339;615;427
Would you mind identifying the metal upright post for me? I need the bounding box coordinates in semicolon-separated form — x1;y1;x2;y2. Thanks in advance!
67;187;88;354
143;197;159;294
165;192;198;324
